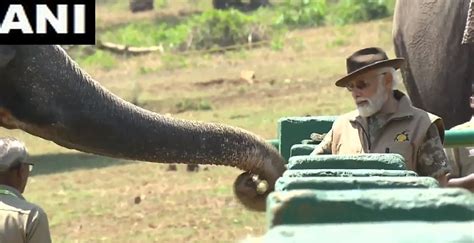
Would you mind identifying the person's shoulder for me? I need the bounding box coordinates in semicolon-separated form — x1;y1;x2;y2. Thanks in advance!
0;196;44;216
409;106;442;124
409;105;433;117
398;91;440;121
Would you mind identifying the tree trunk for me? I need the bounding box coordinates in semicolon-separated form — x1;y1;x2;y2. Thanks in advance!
129;0;154;13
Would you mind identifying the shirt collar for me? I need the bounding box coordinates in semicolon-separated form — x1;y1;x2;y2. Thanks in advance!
0;184;25;200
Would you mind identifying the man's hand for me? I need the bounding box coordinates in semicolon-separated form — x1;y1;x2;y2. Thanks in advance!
446;173;474;192
435;173;450;187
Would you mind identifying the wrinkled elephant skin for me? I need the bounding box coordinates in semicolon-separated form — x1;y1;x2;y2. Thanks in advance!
0;45;286;211
393;0;474;128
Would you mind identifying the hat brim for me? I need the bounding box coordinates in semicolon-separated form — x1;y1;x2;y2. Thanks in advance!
335;58;405;87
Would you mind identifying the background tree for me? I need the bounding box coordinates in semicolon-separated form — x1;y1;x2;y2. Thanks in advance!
129;0;154;13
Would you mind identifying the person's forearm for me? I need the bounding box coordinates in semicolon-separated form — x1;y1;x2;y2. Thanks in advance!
446;173;474;192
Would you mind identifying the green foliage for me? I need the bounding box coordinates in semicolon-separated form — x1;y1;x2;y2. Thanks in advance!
328;0;393;25
188;9;269;50
100;9;271;52
90;0;396;67
273;0;394;28
176;99;213;113
274;0;327;28
156;0;168;8
101;22;189;49
270;36;285;51
98;0;394;51
78;50;117;70
161;54;189;69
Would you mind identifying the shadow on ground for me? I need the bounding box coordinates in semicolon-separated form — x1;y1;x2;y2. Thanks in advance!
29;153;133;176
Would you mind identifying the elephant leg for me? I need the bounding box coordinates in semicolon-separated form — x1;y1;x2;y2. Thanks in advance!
186;164;199;172
167;164;177;171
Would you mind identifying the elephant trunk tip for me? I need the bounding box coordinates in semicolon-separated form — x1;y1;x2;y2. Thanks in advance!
233;171;269;212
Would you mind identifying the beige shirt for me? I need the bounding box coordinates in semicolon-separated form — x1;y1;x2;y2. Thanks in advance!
312;91;450;177
445;117;474;177
0;185;51;243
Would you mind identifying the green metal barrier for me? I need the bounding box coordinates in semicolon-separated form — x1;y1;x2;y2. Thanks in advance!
264;222;474;243
267;188;474;228
287;154;406;170
278;116;336;162
283;169;418;177
275;176;438;191
269;118;474;158
279;129;474;156
262;117;474;241
444;129;474;147
290;144;316;157
267;138;279;150
289;144;316;157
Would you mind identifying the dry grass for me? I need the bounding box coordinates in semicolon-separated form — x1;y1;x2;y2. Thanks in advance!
0;3;400;242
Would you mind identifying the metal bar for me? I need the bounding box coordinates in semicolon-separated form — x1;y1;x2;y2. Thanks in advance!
267;129;474;151
444;129;474;147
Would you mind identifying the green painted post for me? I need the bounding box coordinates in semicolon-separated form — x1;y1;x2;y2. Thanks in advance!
267;188;474;227
275;176;439;191
283;169;418;177
278;116;336;162
287;154;406;170
264;222;474;242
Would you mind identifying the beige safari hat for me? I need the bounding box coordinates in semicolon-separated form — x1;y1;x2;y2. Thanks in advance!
0;137;32;172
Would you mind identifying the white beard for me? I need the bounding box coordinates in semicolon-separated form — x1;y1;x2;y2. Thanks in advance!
357;80;388;117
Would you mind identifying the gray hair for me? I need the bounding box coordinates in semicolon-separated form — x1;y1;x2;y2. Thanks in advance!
377;67;402;90
390;68;401;90
0;137;29;172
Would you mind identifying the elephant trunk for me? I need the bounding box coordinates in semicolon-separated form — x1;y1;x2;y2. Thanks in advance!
0;45;286;211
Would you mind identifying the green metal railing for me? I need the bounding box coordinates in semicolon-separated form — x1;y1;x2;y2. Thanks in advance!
267;129;474;152
262;117;474;241
444;129;474;147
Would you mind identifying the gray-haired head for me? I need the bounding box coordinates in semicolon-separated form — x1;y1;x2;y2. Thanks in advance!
0;138;30;172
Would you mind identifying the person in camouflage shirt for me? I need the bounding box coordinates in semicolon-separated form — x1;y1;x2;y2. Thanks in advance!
311;47;474;191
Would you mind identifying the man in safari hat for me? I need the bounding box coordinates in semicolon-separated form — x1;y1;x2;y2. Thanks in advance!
311;47;474;190
0;137;51;242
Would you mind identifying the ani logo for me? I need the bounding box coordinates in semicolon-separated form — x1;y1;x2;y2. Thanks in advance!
394;131;409;142
0;0;95;44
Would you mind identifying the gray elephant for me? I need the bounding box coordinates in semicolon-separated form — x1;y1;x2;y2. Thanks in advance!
0;45;286;211
393;0;474;129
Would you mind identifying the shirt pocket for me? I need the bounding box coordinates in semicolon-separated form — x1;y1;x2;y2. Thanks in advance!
388;142;414;168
